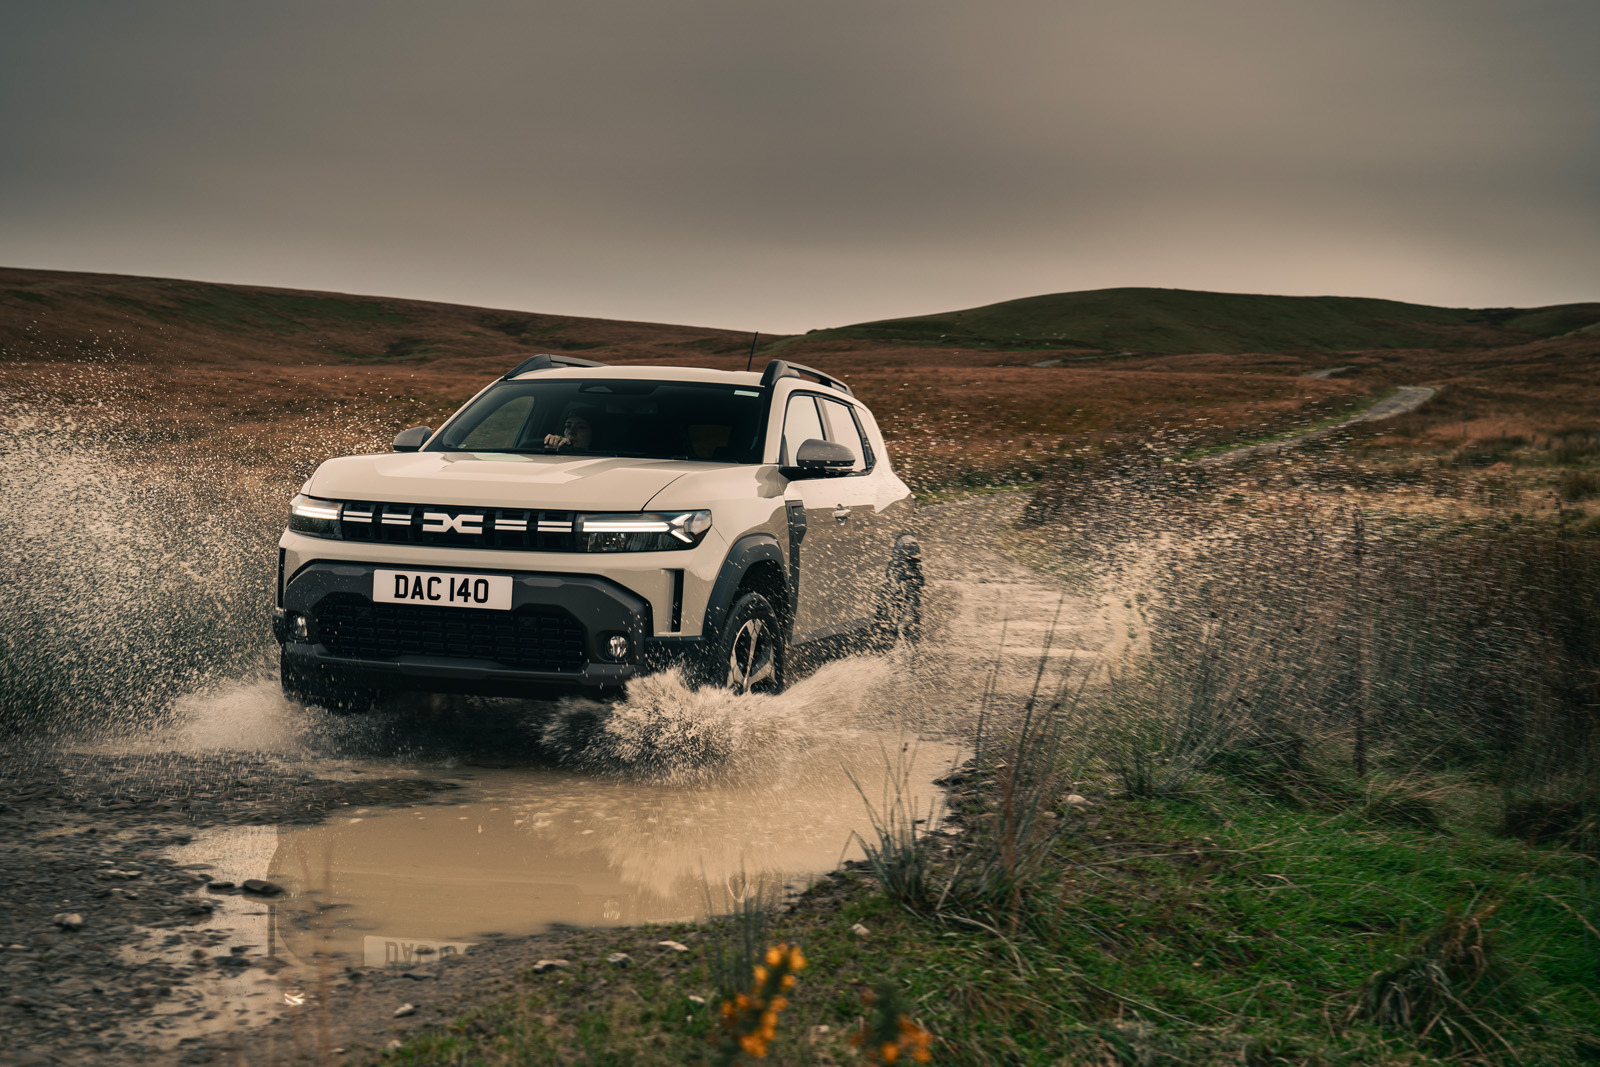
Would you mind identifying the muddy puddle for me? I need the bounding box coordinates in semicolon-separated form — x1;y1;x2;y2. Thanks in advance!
160;747;956;961
104;656;965;1049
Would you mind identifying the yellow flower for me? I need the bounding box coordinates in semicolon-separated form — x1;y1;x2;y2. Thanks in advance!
753;965;768;985
781;974;797;990
881;1042;901;1063
765;945;784;967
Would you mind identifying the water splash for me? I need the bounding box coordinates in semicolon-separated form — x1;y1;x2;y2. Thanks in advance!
0;407;283;737
541;656;909;783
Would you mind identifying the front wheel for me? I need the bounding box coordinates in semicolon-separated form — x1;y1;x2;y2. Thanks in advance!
709;591;785;695
280;650;378;715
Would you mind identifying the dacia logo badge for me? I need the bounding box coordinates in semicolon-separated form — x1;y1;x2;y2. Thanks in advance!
421;511;485;535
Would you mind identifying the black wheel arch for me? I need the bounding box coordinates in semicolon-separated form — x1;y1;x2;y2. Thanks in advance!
703;533;790;640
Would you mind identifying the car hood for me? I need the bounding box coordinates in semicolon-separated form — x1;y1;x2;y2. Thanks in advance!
305;451;711;512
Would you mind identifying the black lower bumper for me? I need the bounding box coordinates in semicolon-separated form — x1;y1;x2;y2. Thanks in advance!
276;561;700;696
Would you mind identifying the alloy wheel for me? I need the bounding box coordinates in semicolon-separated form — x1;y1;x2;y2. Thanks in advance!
726;617;776;694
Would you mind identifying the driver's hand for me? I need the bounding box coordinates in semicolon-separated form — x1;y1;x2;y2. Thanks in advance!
543;433;570;449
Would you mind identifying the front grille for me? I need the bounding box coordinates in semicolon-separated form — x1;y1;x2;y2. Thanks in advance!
315;594;587;672
337;502;577;552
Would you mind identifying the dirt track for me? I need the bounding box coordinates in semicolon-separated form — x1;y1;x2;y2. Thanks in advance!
1196;384;1437;465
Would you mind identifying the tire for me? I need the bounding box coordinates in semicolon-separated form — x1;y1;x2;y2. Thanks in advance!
709;591;785;695
872;556;923;651
280;650;377;715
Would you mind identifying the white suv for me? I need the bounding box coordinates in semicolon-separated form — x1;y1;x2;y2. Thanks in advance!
272;356;922;711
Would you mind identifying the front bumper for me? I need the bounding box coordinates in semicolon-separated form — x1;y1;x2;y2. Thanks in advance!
277;561;701;695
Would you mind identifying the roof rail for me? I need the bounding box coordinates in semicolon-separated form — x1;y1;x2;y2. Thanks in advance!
758;359;853;395
501;354;608;380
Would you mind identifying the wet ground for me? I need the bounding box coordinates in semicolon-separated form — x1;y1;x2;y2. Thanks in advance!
0;493;1104;1065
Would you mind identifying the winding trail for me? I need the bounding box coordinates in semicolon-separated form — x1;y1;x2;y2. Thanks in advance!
1195;385;1437;466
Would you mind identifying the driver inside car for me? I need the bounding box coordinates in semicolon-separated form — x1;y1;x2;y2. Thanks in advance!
543;406;600;452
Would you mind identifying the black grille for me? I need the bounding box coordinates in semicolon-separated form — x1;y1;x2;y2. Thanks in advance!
315;594;587;672
336;502;578;552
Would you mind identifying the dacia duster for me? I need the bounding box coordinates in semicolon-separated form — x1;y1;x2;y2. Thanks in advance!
272;356;922;710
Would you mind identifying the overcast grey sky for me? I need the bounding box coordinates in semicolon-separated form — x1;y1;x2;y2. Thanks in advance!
3;0;1596;332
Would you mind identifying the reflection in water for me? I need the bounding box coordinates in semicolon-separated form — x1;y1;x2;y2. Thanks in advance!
268;741;959;966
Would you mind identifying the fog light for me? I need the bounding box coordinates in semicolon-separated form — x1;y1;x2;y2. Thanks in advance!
290;614;311;642
607;635;630;660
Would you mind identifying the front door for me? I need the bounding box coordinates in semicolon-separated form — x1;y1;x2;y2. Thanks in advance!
780;392;878;641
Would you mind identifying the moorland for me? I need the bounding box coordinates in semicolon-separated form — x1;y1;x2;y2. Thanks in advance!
1;267;1598;1065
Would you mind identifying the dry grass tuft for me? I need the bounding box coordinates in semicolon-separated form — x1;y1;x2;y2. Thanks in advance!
1354;904;1526;1057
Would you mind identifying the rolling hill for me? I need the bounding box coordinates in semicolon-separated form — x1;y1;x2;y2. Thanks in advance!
0;266;767;369
806;287;1600;355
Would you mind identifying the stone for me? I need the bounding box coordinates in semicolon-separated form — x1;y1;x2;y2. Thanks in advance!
657;940;689;952
850;923;870;937
606;953;633;967
530;959;569;973
1065;794;1091;806
52;913;84;932
240;879;282;896
687;995;706;1005
385;1039;403;1051
393;1003;416;1018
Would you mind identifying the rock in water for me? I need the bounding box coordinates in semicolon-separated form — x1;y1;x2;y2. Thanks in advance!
51;913;84;931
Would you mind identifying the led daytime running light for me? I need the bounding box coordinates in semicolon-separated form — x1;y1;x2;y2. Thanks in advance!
575;510;712;549
291;496;341;521
580;518;673;534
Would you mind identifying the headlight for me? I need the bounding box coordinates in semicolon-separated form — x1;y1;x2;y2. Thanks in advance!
288;494;342;538
576;510;712;552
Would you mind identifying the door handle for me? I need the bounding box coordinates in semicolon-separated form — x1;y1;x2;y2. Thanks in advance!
832;507;851;522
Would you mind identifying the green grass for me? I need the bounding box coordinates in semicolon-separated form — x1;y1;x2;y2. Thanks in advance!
807;288;1600;355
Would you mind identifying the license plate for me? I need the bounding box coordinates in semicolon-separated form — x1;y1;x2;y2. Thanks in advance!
374;569;513;610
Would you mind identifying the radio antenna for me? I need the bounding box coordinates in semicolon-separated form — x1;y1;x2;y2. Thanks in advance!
745;331;760;371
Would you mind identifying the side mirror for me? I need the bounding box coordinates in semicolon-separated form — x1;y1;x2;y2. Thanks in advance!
393;425;432;452
782;438;855;478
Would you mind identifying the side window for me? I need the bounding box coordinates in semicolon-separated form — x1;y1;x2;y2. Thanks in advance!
819;398;870;473
781;394;826;465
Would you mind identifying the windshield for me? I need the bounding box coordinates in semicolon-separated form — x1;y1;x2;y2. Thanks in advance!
429;379;769;463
